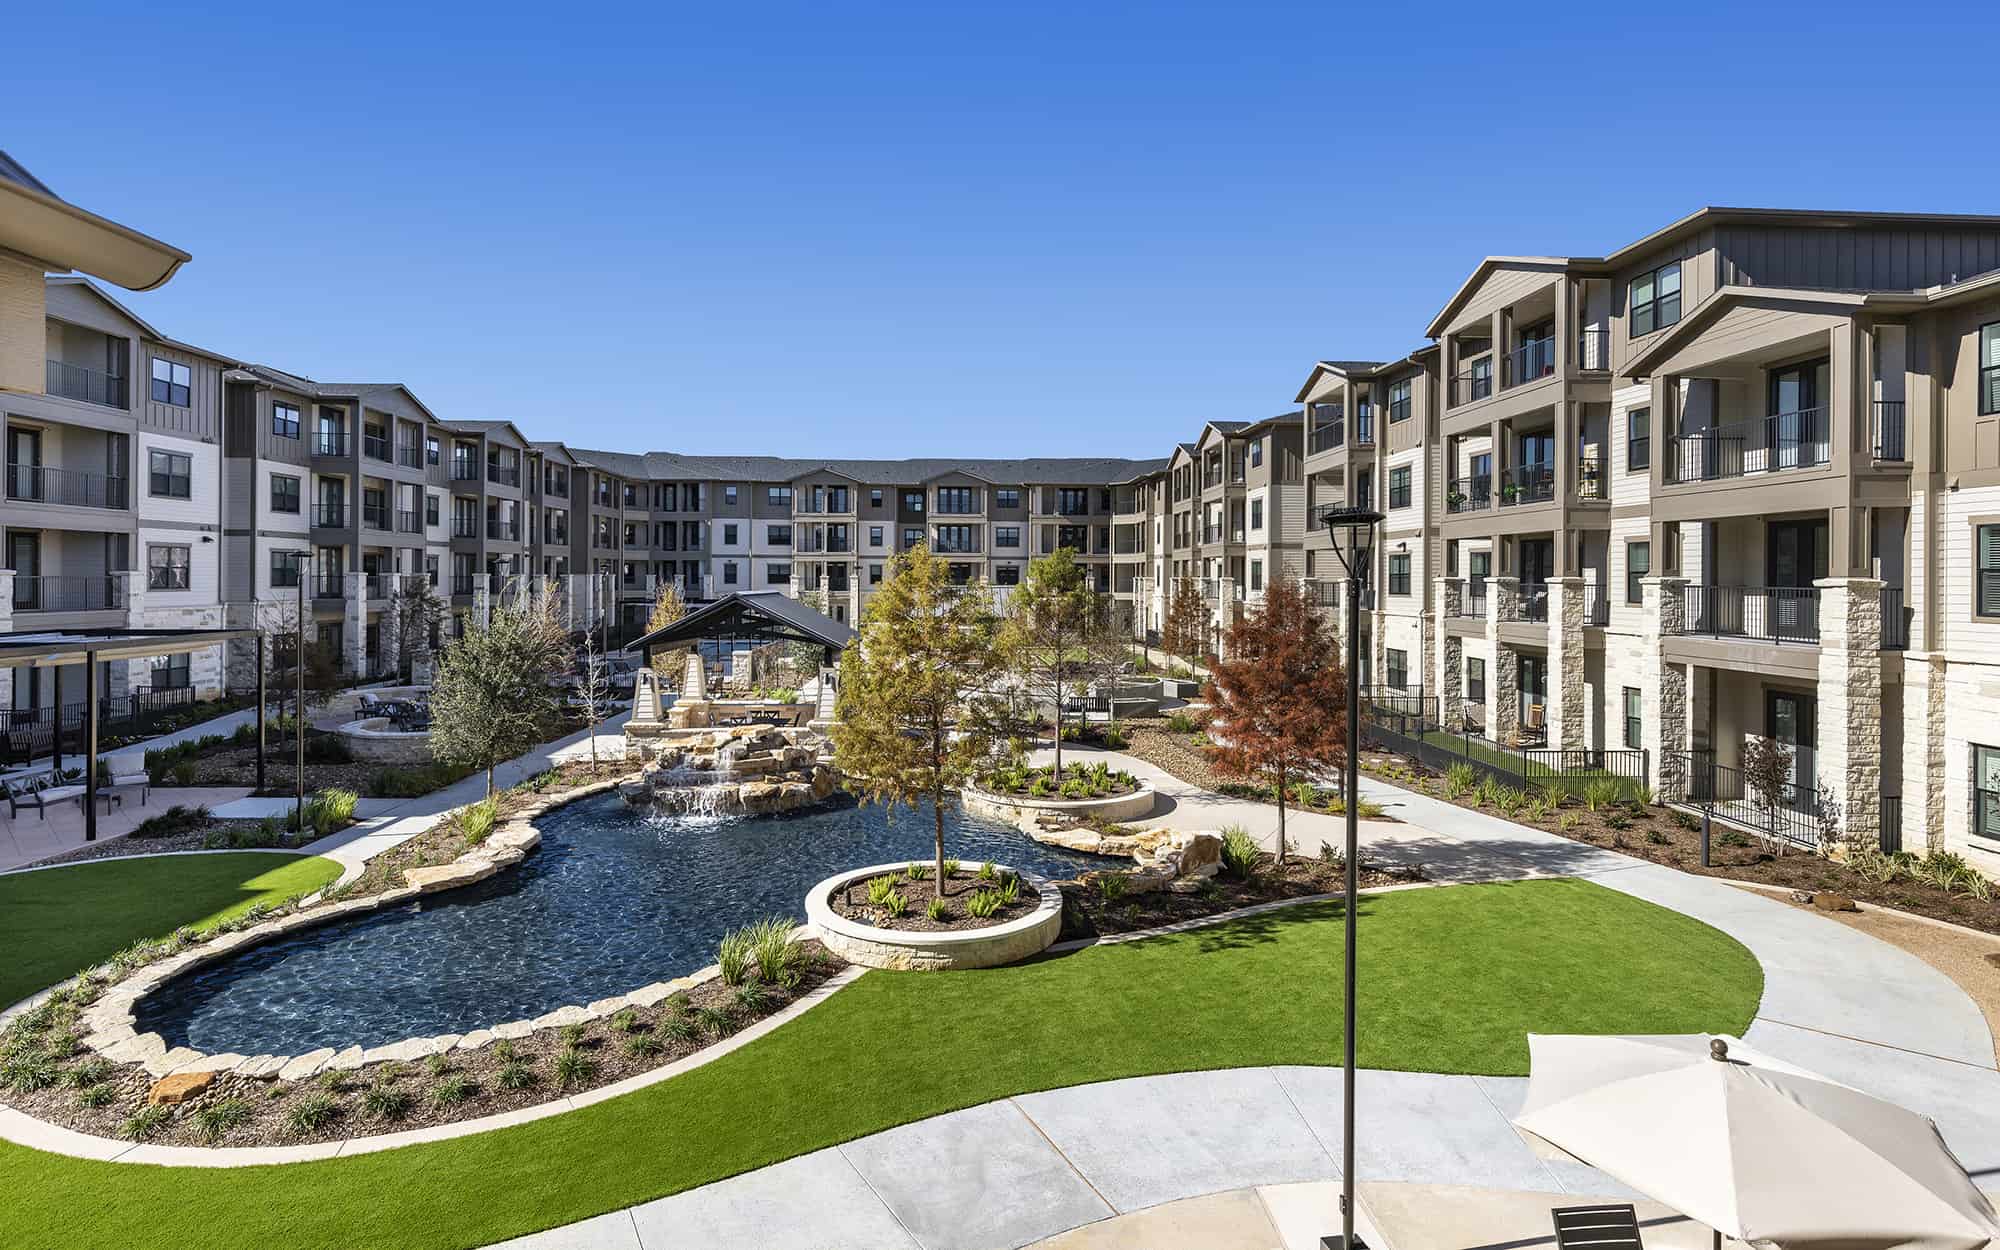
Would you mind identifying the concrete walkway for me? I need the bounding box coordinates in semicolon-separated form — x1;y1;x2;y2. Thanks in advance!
491;764;2000;1250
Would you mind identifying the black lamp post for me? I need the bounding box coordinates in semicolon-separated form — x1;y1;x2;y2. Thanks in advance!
1321;503;1381;1250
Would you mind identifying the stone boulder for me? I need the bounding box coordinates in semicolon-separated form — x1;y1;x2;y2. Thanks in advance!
148;1071;214;1105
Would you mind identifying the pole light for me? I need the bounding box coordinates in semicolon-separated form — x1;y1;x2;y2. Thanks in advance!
1320;503;1381;1250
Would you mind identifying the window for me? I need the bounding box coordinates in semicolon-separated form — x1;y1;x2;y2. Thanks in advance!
995;565;1020;586
1248;439;1263;469
1386;648;1408;691
994;525;1021;549
722;562;738;586
151;653;191;691
272;402;300;439
863;563;880;585
150;358;191;406
1627;407;1651;471
722;523;739;545
768;562;791;585
426;494;440;527
1623;688;1642;749
1979;524;2000;617
869;488;883;508
426;555;440;588
270;550;303;588
1626;541;1650;605
426;436;440;465
147;544;191;590
724;486;738;505
1249;499;1264;531
936;487;976;514
995;488;1021;510
1057;488;1088;516
934;524;977;553
1388;553;1411;595
1249;559;1263;593
766;523;792;546
903;527;923;549
1976;744;2000;841
869;525;884;546
766;485;793;508
149;449;191;498
1629;262;1683;336
270;474;300;513
1389;466;1412;509
1467;656;1486;702
1388;379;1412;423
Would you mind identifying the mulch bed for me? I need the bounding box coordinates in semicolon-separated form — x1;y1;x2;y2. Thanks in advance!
26;818;315;869
1359;750;2000;937
157;738;381;799
1059;851;1425;939
2;942;846;1148
827;867;1038;932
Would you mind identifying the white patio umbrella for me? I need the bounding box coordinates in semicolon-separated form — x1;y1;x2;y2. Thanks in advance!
1513;1033;2000;1250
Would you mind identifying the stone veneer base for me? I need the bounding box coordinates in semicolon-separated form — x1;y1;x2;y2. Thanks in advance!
961;784;1158;828
805;862;1064;971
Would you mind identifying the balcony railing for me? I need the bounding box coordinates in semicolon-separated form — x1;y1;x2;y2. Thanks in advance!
1497;463;1555;507
1446;474;1491;513
544;477;569;499
488;520;520;542
364;574;387;599
1575;327;1611;371
1881;586;1909;650
363;434;391;461
1671;752;1828;851
451;458;480;482
1872;400;1907;461
487;464;520;487
397;444;424;469
451;575;476;595
1671;409;1828;483
45;359;128;408
452;518;478;539
1451;360;1494;407
312;431;351;457
11;575;122;612
312;505;347;528
1583;582;1609;626
312;575;346;600
362;504;390;530
1503;336;1556;388
1576;454;1605;502
1466;580;1488;618
6;464;128;509
396;509;423;534
1310;419;1345;455
1675;585;1820;644
1351;412;1375;447
1515;584;1549;622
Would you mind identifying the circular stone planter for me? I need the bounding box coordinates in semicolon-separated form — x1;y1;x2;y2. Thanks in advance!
962;783;1158;827
805;862;1062;971
334;716;435;764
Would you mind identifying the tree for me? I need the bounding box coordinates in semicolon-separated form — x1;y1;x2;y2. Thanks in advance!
385;577;445;683
999;549;1117;782
431;585;570;796
1740;734;1795;846
576;627;614;774
830;543;1004;898
1162;576;1210;671
790;587;831;675
1203;573;1348;864
646;582;689;685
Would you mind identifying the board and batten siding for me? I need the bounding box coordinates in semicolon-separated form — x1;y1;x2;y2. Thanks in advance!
1715;226;2000;293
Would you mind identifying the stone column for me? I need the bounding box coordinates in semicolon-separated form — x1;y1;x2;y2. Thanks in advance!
1547;576;1587;750
1438;578;1464;731
119;571;149;700
1903;652;1946;853
1486;575;1519;740
343;572;368;677
1816;577;1884;852
0;568;12;709
472;581;492;631
380;584;404;681
1640;576;1690;801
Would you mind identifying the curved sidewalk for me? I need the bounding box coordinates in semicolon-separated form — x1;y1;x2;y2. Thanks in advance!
491;769;2000;1250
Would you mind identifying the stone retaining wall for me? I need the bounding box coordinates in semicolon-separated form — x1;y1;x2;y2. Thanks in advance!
962;784;1157;828
804;863;1063;971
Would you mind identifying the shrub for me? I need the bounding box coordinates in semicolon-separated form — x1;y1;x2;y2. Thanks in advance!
883;889;910;918
432;1074;473;1108
1102;725;1127;750
553;1047;597;1090
1292;781;1319;810
1028;777;1052;798
1166;710;1197;734
459;798;499;845
131;804;213;839
491;1039;518;1063
74;1083;115;1109
735;982;772;1013
694;1006;735;1037
287;1091;340;1134
904;861;931;882
659;1013;699;1043
302;733;352;764
976;861;998;882
496;1060;536;1090
61;1057;112;1089
925;895;949;922
1717;830;1751;848
866;875;898;907
557;1023;587;1047
3;1049;58;1093
371;764;472;798
717;925;755;985
1605;813;1632;831
1443;762;1477;800
1671;809;1699;832
966;889;1003;919
171;761;198;786
625;1032;664;1058
364;1084;414;1121
1633;783;1656;807
1220;826;1260;879
1493;787;1527;818
942;857;961;877
1557;811;1582;834
1645;830;1670;846
996;874;1020;905
192;1097;253;1144
1582;779;1621;812
609;1009;639;1034
1096;873;1129;903
120;1105;172;1141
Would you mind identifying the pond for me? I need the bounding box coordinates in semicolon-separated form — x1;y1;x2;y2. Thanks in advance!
134;792;1114;1056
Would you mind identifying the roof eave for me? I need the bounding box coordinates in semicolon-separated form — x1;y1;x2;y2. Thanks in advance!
0;179;190;291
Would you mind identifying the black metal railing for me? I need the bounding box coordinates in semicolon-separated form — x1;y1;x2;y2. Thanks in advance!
397;444;424;468
1872;400;1907;461
1466;579;1488;618
1446;474;1491;513
1452;362;1494;406
1671;408;1828;483
1497;463;1555;507
1361;701;1648;798
1676;585;1820;644
451;575;476;595
1503;336;1556;388
1583;582;1609;626
452;518;478;539
396;509;422;534
312;574;347;599
1515;584;1549;622
363;434;391;461
6;464;128;509
10;574;123;612
1880;586;1909;649
362;504;390;530
1880;796;1903;854
1669;752;1827;851
312;431;350;457
364;574;387;599
487;520;520;542
1575;327;1610;371
45;359;128;408
312;504;346;528
1352;412;1374;446
487;464;520;487
451;458;480;482
1310;419;1345;455
0;686;201;766
1575;454;1605;501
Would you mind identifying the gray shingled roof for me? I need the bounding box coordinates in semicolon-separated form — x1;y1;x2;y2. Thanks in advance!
565;448;1166;486
1319;359;1387;373
0;150;54;197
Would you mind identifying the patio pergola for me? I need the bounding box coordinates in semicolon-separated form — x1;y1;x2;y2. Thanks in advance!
0;626;264;842
626;591;855;671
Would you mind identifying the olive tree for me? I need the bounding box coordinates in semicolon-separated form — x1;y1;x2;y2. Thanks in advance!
432;584;570;796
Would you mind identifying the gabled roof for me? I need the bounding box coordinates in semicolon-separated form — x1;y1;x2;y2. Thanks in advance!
1424;256;1571;338
440;417;532;446
1620;285;1868;378
565;449;1164;487
44;275;165;342
628;591;854;658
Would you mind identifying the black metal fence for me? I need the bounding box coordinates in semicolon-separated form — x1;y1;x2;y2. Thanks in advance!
1359;691;1648;797
1;685;200;766
1666;751;1828;850
1880;796;1902;854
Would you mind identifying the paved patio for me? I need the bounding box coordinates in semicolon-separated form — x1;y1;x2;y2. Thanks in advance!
0;785;252;873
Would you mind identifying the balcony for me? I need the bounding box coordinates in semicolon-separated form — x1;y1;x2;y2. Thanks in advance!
1881;586;1909;650
451;574;476;595
1515;584;1549;623
11;575;122;613
364;573;387;599
451;458;480;482
6;464;128;510
1451;359;1494;407
397;444;424;469
1465;580;1488;618
311;504;347;529
1351;412;1374;447
544;477;569;499
1576;454;1606;502
396;509;422;534
312;431;351;458
487;463;521;487
1503;337;1556;389
1446;474;1491;514
932;537;981;555
1675;585;1820;645
362;504;390;531
1671;410;1828;484
1584;582;1609;626
45;359;128;408
312;575;346;600
1496;463;1555;507
1872;401;1907;461
363;434;391;461
1576;327;1611;372
488;520;521;542
1310;417;1345;455
452;517;478;539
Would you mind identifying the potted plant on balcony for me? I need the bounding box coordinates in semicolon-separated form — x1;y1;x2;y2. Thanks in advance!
1446;488;1467;508
1500;481;1521;503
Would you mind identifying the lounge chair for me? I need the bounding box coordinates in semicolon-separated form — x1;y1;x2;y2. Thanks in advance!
1551;1204;1645;1249
7;774;86;820
108;772;151;808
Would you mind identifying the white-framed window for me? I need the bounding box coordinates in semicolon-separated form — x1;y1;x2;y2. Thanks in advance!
150;358;191;406
147;544;191;590
150;652;191;690
995;526;1021;549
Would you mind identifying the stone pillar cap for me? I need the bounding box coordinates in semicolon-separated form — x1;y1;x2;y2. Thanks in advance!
1811;575;1886;590
1547;576;1586;586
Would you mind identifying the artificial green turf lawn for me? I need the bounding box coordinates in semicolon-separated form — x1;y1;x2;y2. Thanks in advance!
0;852;342;1007
0;878;1760;1250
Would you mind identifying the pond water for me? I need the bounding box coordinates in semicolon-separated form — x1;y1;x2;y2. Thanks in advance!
134;792;1112;1056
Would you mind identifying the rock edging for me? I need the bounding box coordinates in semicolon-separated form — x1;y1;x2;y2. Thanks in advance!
805;862;1064;970
962;783;1158;828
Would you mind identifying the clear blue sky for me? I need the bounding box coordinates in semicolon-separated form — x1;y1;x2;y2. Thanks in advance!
10;2;1991;458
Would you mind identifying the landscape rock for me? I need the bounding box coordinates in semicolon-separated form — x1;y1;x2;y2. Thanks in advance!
452;1030;493;1052
147;1071;215;1105
278;1048;337;1081
1811;892;1859;912
326;1045;367;1071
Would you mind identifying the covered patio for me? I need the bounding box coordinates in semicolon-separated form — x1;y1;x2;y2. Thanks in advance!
623;592;855;733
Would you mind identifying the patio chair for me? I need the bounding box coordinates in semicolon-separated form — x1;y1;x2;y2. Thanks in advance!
8;773;87;821
108;772;151;808
1551;1203;1645;1249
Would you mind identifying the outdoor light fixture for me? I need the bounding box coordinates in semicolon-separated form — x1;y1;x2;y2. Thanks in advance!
1319;503;1382;1250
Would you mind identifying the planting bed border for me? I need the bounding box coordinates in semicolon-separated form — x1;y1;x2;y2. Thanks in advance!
962;783;1157;828
806;862;1064;970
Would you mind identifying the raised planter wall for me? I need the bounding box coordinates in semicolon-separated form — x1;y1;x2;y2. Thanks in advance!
805;862;1062;971
962;784;1157;828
